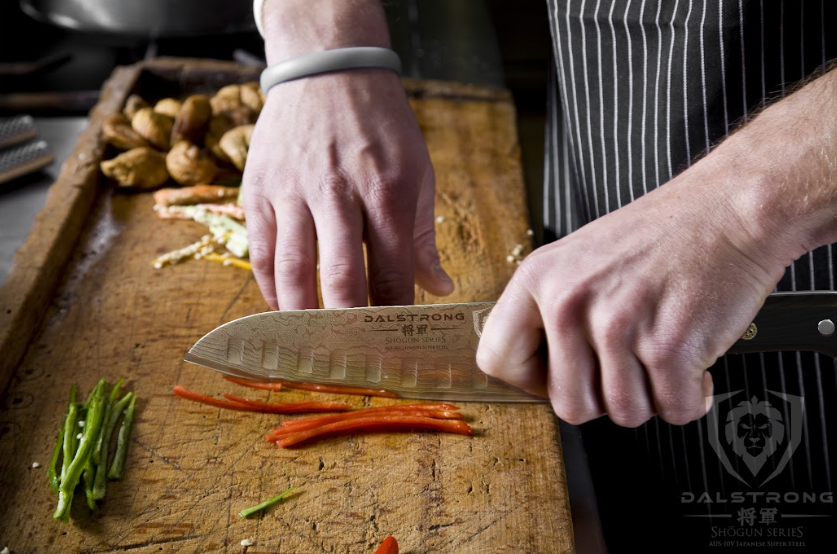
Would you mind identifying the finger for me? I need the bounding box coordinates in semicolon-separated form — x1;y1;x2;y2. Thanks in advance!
476;286;548;398
245;197;279;310
544;318;604;425
313;194;368;308
413;170;454;297
364;185;417;306
644;353;710;426
273;199;318;310
596;343;656;428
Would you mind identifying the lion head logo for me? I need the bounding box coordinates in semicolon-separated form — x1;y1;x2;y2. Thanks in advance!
706;390;804;488
725;397;785;476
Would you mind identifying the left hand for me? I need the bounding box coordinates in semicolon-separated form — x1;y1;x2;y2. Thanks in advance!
476;156;793;427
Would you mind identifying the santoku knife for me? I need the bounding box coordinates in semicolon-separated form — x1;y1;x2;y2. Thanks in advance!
185;292;837;402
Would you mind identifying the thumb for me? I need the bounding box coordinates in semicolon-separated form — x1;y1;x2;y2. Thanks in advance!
413;170;454;297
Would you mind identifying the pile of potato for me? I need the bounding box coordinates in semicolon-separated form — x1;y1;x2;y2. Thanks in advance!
100;83;263;189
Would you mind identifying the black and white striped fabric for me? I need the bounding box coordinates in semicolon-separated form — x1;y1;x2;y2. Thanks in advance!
541;1;836;551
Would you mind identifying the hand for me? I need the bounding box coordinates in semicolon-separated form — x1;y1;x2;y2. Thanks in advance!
476;159;790;427
477;62;837;429
243;70;454;310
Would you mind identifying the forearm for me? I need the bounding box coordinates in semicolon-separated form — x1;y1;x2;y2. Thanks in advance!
261;0;390;63
716;65;837;267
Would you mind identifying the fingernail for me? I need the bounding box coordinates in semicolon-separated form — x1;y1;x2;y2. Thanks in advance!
702;371;714;414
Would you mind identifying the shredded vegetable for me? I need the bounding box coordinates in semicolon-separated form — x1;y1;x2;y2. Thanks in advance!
50;379;137;522
238;486;298;518
173;385;351;413
374;536;399;554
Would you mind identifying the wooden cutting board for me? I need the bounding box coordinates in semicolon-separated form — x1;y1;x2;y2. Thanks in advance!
0;58;574;554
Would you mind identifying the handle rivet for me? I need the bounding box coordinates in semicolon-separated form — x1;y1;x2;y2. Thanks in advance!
742;323;758;341
818;319;835;336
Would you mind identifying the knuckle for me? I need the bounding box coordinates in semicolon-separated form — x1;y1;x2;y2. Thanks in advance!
608;409;652;428
511;255;543;288
658;407;698;426
315;175;351;203
640;340;692;372
602;388;651;428
370;268;413;303
247;240;274;273
275;255;313;289
593;309;635;348
548;383;600;425
656;390;703;425
543;294;585;335
551;398;596;426
320;262;363;295
366;177;412;210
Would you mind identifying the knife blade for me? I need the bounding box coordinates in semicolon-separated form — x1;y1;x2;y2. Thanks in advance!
185;292;837;402
185;302;544;402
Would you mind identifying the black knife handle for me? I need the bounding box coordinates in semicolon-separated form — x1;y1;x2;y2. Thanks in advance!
728;292;837;357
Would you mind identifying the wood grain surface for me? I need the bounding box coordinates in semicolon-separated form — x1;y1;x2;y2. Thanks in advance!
0;58;574;554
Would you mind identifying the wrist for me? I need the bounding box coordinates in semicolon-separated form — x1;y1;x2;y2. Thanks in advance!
717;68;837;266
263;68;404;110
261;0;391;64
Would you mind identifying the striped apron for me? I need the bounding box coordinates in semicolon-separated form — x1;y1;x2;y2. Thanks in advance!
541;1;836;551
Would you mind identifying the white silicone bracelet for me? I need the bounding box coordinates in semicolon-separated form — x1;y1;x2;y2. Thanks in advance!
259;47;402;94
253;0;267;38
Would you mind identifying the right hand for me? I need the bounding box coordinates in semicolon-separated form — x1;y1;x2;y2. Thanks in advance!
243;70;454;310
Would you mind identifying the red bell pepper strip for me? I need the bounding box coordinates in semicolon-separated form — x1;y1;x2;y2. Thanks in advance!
221;394;351;413
278;380;399;398
266;408;463;440
223;375;398;398
174;385;265;412
274;415;472;447
174;386;353;414
374;536;399;554
223;375;283;391
280;403;459;429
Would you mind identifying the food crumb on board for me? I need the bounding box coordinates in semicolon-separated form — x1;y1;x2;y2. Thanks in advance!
240;538;254;547
526;228;534;236
435;215;445;224
1;546;10;554
507;242;529;266
31;462;40;469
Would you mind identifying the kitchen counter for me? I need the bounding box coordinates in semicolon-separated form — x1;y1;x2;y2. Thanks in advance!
0;117;87;285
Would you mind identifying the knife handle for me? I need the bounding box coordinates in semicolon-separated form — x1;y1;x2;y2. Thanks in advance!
728;292;837;357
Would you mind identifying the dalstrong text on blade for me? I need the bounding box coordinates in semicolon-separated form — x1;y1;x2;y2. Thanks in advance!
362;312;466;323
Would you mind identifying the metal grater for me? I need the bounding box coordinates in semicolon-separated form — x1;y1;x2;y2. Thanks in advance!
0;115;38;150
0;140;54;186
